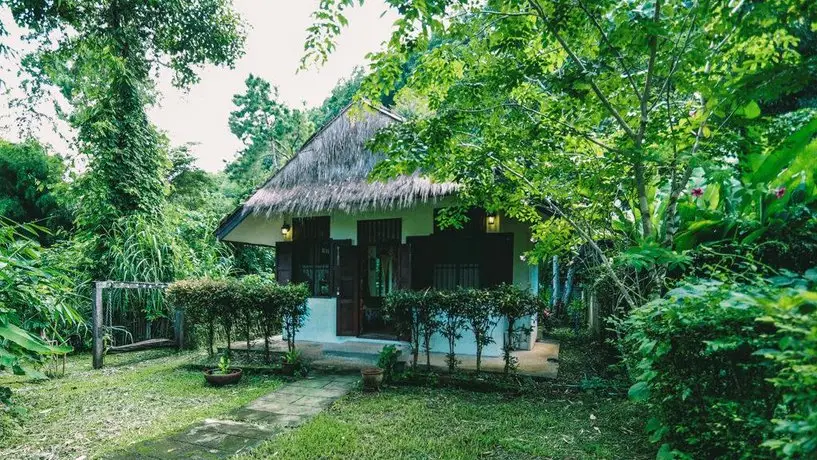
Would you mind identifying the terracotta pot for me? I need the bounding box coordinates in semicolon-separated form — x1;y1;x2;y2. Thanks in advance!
204;368;242;386
361;367;384;391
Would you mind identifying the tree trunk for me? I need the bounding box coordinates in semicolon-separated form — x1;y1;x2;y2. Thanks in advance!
562;262;577;307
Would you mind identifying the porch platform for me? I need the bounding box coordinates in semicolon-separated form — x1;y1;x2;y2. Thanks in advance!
227;336;559;379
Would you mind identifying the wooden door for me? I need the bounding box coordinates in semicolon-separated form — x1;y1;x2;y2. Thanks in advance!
335;243;359;336
275;242;293;285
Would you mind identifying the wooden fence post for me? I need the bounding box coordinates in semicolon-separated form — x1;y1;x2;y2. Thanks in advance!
174;309;184;350
92;281;105;369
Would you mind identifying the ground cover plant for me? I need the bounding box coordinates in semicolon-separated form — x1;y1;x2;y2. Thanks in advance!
0;350;281;460
236;336;647;460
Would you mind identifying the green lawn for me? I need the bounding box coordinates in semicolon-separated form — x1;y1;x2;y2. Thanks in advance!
2;332;650;459
0;350;282;459
237;330;651;460
235;387;649;459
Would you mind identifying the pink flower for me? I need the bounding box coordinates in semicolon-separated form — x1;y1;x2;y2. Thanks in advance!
691;187;704;198
775;187;786;199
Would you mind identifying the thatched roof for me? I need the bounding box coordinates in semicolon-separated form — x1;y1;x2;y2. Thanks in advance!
239;103;457;217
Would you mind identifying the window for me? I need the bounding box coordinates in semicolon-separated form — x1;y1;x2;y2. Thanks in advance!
292;217;331;297
431;236;481;290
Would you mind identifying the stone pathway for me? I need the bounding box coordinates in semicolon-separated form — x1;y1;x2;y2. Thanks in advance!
105;374;358;460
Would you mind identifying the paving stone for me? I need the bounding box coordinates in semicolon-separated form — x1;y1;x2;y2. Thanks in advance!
171;429;261;454
324;381;356;391
231;408;310;427
246;399;295;413
253;392;304;404
291;395;335;407
107;373;353;459
105;451;160;460
271;403;325;416
287;378;333;388
277;386;350;398
130;439;221;460
196;419;276;439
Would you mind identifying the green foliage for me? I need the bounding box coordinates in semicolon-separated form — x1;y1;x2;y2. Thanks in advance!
493;284;541;376
280;283;310;352
217;352;231;375
386;286;538;375
309;67;365;128
461;288;499;373
382;289;428;369
309;0;817;311
167;278;309;358
0;139;70;240
1;219;76;407
754;274;817;458
621;275;817;459
377;344;403;383
7;0;246;293
676;112;817;272
226;75;313;196
432;290;468;372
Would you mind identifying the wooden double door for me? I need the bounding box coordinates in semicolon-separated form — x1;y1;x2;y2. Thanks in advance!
335;219;411;338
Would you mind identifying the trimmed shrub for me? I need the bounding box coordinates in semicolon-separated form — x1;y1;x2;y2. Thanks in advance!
621;275;817;459
386;286;538;375
166;278;232;356
492;284;541;375
383;289;425;369
167;277;309;359
280;283;310;352
462;288;498;373
435;289;469;373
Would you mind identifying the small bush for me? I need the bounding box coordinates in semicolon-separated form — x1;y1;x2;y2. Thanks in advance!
280;283;310;352
492;284;541;375
377;344;402;383
383;290;425;369
462;288;498;373
385;285;539;375
621;275;817;459
168;277;309;359
434;290;468;372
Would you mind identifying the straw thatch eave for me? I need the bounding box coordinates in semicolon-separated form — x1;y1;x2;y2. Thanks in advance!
216;103;458;239
243;103;457;215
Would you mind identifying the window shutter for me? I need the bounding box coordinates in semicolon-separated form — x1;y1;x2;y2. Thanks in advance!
397;243;412;290
330;239;352;295
481;233;513;287
275;242;293;285
407;236;433;289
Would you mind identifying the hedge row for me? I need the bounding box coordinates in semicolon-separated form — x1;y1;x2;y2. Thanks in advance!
166;276;309;361
621;275;817;459
383;284;543;375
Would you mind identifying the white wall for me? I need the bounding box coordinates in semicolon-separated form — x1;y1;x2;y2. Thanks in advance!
251;201;539;355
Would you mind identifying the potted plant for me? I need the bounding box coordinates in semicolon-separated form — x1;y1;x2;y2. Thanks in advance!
281;349;302;377
361;366;385;391
376;344;404;383
204;353;242;386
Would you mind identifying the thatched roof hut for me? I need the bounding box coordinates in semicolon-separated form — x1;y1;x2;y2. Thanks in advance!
216;103;458;240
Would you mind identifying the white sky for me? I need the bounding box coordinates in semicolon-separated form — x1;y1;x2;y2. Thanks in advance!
0;0;396;172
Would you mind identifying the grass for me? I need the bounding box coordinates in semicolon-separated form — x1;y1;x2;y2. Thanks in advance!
1;329;650;459
236;330;651;460
235;387;649;459
0;349;282;459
